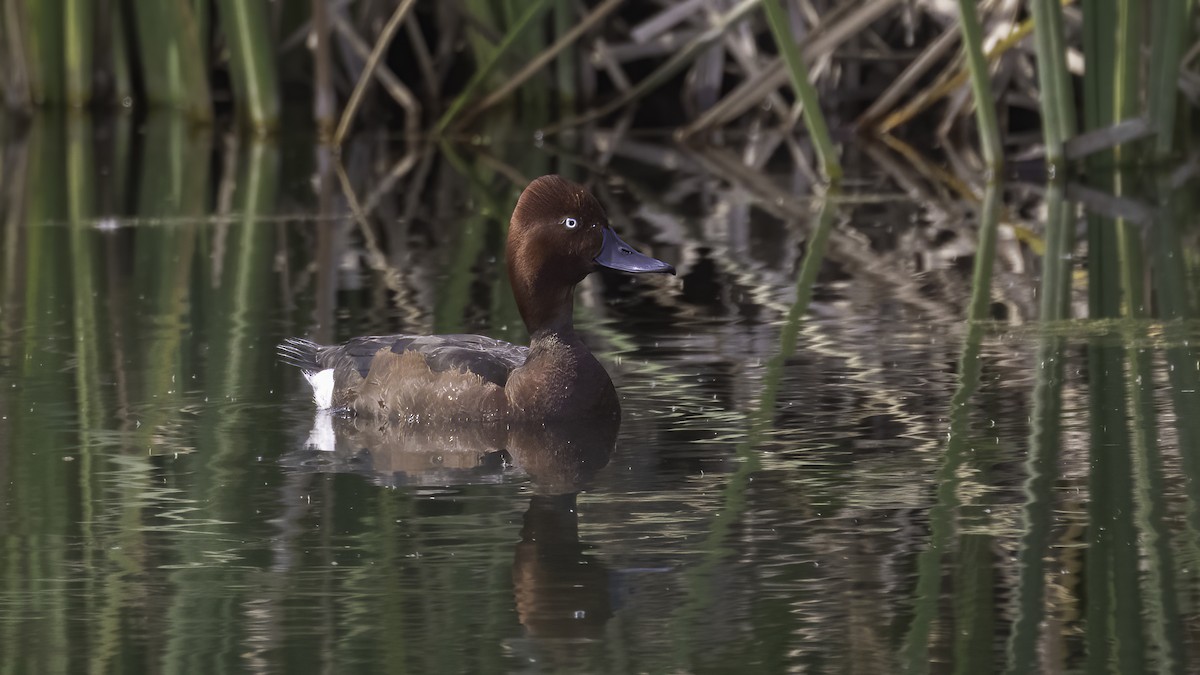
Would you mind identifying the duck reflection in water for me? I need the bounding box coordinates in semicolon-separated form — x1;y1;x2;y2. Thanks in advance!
509;422;617;640
284;413;620;641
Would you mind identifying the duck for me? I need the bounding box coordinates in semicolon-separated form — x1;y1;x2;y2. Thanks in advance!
278;175;675;423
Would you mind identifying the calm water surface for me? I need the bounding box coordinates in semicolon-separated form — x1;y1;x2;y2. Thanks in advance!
2;114;1200;673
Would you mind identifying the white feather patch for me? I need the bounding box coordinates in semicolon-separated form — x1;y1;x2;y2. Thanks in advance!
303;369;335;410
305;410;336;452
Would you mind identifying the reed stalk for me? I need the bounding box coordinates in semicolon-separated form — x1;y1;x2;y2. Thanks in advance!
955;0;1002;172
131;114;207;448
1112;0;1140;163
1030;0;1076;169
1005;181;1070;674
2;0;32;108
213;136;279;409
1114;0;1140;124
764;193;838;404
131;0;213;121
24;0;64;104
193;0;209;53
461;0;503;80
216;0;279;131
1148;3;1193;160
1154;181;1200;592
904;181;1000;672
458;0;625;128
64;116;103;601
1082;0;1115;136
760;0;841;183
311;0;335;137
874;16;1034;135
14;128;75;657
109;6;134;105
436;0;553;134
545;0;760;135
63;0;93;106
1116;210;1185;671
1085;171;1147;672
554;0;577;108
0;2;9;100
674;194;838;667
504;0;550;121
333;0;418;146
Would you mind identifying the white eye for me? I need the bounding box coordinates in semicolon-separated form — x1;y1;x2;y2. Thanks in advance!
562;217;579;229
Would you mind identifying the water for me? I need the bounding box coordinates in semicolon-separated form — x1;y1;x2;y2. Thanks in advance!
2;113;1200;673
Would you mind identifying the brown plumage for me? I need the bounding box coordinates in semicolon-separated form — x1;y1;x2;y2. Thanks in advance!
279;174;675;423
342;349;508;423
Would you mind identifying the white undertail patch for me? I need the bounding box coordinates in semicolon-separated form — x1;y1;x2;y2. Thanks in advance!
305;410;336;452
303;369;335;410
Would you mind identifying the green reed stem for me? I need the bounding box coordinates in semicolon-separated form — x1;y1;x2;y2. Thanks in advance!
461;0;502;75
109;5;134;105
436;0;552;134
554;0;577;108
956;0;1002;172
1113;0;1141;163
459;0;625;128
1005;181;1070;674
1030;0;1076;168
673;194;838;670
760;0;841;183
904;181;1000;673
1149;3;1194;160
24;0;64;104
216;0;279;131
760;193;838;416
956;531;999;669
1085;170;1147;672
63;0;93;106
1153;177;1200;601
131;0;212;121
1116;206;1186;673
1082;0;1115;134
216;136;279;408
1114;0;1140;124
192;0;208;52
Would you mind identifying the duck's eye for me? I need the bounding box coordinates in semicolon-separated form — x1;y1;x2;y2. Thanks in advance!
562;217;579;229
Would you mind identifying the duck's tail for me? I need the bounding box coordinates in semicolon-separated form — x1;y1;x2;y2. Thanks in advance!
277;337;323;374
278;338;335;410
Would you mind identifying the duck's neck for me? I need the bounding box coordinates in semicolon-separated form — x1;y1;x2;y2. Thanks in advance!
505;272;619;420
512;274;577;338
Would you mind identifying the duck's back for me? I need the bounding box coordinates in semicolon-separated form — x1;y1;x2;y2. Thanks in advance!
279;334;528;422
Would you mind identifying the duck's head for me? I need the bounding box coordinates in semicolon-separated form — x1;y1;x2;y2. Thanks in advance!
507;175;674;333
508;175;675;283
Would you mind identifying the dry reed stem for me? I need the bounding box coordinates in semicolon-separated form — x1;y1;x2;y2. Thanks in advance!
875;17;1035;135
679;0;901;138
856;23;959;129
457;0;627;127
333;0;419;147
330;11;420;143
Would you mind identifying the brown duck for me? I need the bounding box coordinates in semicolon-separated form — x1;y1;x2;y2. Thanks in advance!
279;175;675;423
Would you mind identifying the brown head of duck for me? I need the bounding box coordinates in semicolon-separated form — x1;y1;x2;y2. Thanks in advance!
503;175;674;421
